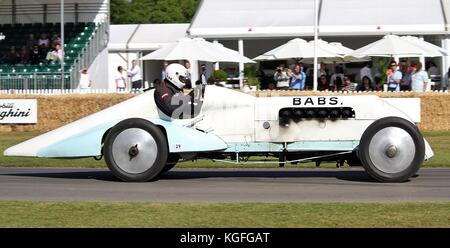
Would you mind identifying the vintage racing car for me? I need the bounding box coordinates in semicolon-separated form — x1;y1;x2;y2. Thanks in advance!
4;85;433;182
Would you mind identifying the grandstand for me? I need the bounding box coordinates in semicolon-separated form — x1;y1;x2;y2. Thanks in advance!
0;0;109;90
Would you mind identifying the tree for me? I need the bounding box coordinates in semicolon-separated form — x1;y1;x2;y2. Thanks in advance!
110;0;200;24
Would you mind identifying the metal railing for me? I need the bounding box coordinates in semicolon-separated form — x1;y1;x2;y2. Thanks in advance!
0;74;70;90
70;20;109;88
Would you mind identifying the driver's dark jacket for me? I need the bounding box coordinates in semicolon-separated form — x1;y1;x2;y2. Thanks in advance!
154;80;201;119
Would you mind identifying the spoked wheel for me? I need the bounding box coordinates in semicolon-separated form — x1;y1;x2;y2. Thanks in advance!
104;118;168;182
358;117;425;182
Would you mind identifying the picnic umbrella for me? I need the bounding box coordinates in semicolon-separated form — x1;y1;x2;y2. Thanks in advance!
300;40;369;64
141;37;255;83
140;37;255;63
400;36;448;57
252;38;340;61
350;35;430;58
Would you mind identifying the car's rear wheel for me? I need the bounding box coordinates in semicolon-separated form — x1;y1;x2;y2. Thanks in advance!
358;117;425;182
104;118;168;182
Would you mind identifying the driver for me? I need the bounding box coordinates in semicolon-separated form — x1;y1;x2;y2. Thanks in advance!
154;63;196;119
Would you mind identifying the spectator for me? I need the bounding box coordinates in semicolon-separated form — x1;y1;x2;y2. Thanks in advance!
200;64;209;85
318;75;329;91
39;43;49;59
38;32;50;48
411;62;429;92
360;62;374;88
399;61;412;91
330;66;345;91
50;32;61;49
115;66;126;91
267;82;276;90
386;61;402;92
445;67;450;91
25;33;37;50
358;76;372;91
289;64;306;90
127;59;142;90
342;76;358;91
19;45;29;64
318;62;328;78
53;43;63;61
46;43;63;63
184;61;191;79
5;46;20;65
29;45;43;64
427;61;439;90
161;61;169;81
273;64;289;90
374;76;382;91
78;68;92;90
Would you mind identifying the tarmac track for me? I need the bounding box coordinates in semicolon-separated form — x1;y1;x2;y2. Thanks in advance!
0;167;449;202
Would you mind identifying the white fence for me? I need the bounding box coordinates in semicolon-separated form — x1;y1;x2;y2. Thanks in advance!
0;88;141;95
0;88;448;95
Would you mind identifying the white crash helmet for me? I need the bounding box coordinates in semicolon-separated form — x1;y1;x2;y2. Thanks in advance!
165;63;190;89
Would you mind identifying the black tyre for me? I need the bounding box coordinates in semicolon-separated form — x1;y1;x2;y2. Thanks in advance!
104;118;168;182
358;117;425;182
160;153;180;174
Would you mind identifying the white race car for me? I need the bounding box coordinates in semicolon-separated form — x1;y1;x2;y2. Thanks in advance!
4;85;433;182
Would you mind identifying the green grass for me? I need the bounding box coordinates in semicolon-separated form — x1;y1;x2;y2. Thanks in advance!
0;201;448;227
0;131;449;168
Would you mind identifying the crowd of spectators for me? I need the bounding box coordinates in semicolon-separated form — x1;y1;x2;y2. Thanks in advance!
0;32;62;65
270;62;364;91
265;60;449;92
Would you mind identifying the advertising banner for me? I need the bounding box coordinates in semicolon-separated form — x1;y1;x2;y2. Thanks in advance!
0;99;37;124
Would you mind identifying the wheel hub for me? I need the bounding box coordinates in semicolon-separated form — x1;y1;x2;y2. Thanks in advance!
111;128;158;174
385;145;398;158
128;144;139;158
368;127;415;174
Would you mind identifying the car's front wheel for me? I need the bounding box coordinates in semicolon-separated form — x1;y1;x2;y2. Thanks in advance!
160;153;180;174
104;118;168;182
358;117;425;182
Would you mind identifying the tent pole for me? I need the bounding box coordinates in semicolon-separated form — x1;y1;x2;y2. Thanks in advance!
238;39;244;89
213;40;220;70
60;0;64;89
313;0;319;91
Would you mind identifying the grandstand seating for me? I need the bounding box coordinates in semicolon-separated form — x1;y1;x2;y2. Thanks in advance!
0;22;96;89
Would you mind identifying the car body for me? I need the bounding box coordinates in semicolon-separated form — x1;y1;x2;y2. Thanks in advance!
4;85;433;182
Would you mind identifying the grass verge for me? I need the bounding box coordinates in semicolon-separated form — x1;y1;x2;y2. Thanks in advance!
0;131;449;168
0;201;449;227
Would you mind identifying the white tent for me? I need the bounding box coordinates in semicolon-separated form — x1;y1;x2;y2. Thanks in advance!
189;0;448;38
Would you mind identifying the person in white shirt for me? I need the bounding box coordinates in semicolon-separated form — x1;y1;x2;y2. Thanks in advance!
115;66;126;91
78;68;92;90
128;60;142;89
273;64;289;89
360;62;374;87
38;32;49;48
